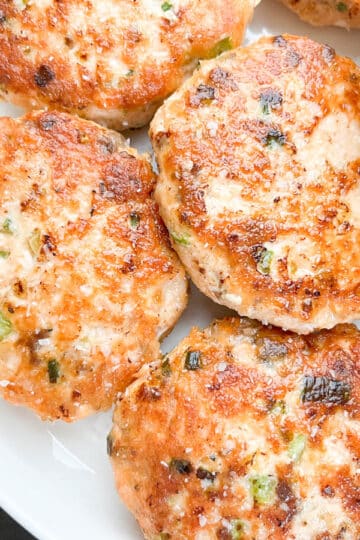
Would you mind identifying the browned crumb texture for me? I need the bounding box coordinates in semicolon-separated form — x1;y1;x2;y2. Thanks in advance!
151;34;360;334
110;317;360;539
0;110;187;421
0;0;255;129
280;0;360;28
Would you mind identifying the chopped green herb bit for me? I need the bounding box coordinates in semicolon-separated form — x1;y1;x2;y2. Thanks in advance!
0;311;12;341
270;399;286;415
129;211;140;229
336;2;348;11
171;231;190;246
2;218;15;234
185;350;202;370
256;248;273;275
229;519;245;540
154;534;170;540
28;228;41;257
170;458;193;474
288;433;306;462
210;37;233;58
47;359;60;383
161;1;172;11
0;250;10;259
126;69;135;77
249;475;277;505
259;89;283;115
161;357;171;377
302;375;350;405
107;432;114;456
263;129;286;148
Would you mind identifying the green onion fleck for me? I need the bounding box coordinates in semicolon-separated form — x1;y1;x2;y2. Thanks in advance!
256;248;273;275
336;2;348;11
249;475;277;505
170;231;190;246
154;534;170;540
0;311;12;341
161;357;171;377
161;1;172;11
184;350;202;371
126;69;135;77
209;37;233;58
48;359;60;383
270;399;286;415
288;433;306;462
129;212;140;229
0;250;10;259
28;228;41;257
229;519;245;540
2;218;15;234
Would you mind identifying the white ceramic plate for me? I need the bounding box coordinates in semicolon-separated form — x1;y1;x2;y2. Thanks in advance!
0;2;359;539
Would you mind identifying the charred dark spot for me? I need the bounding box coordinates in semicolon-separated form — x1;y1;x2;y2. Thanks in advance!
169;458;193;475
13;280;25;296
99;181;106;195
273;196;281;203
59;405;69;418
42;234;57;255
286;49;301;68
302;375;351;405
322;485;335;497
322;45;336;64
257;337;288;361
72;389;81;400
260;88;283;114
7;305;15;314
274;35;287;47
196;467;217;481
216;528;232;540
39;117;56;131
209;67;230;84
121;254;135;274
263;128;287;147
190;84;216;106
107;432;114;456
0;11;6;24
302;298;313;313
34;65;55;87
277;479;294;503
64;36;74;48
193;506;205;516
137;384;162;401
97;135;116;154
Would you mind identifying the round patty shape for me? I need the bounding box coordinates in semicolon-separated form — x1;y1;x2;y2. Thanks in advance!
0;0;257;131
109;317;360;540
150;34;360;334
0;110;187;421
279;0;360;28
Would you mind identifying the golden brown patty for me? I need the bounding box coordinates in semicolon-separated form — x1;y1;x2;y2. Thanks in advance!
0;110;187;421
150;34;360;334
279;0;360;28
0;0;256;130
109;317;360;540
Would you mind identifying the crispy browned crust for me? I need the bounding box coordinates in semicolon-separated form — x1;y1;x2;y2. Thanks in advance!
150;34;360;334
109;317;360;539
0;0;255;129
280;0;360;28
0;110;187;421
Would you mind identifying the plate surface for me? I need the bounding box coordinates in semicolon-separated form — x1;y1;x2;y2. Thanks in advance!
0;1;359;539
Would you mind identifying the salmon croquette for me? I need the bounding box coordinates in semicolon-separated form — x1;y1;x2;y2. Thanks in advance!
150;34;360;334
0;110;187;421
279;0;360;28
109;317;360;540
0;0;257;130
